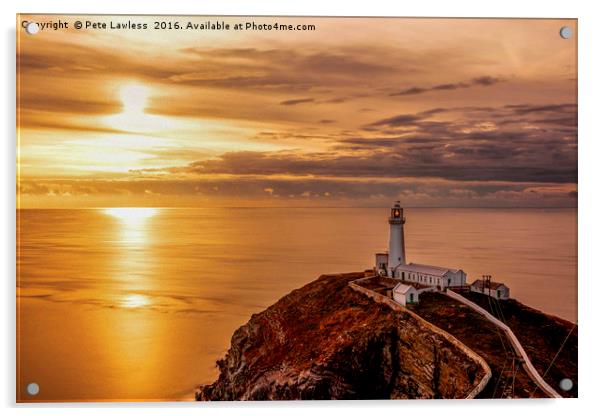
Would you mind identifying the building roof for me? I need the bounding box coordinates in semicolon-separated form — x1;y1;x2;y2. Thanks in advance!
393;283;417;294
397;262;461;277
470;280;508;290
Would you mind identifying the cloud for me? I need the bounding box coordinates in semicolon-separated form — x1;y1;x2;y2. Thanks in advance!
390;76;503;97
131;103;576;185
280;98;315;106
472;76;500;86
366;108;449;128
19;95;120;115
323;97;350;104
505;103;577;115
18;177;577;208
367;113;425;127
19;110;132;135
169;47;401;92
131;144;576;184
16;18;577;208
19;39;177;81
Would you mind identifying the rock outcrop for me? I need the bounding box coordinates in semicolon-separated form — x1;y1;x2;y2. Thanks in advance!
196;272;489;400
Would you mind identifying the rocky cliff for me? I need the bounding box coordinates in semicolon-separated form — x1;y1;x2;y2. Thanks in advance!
196;272;489;400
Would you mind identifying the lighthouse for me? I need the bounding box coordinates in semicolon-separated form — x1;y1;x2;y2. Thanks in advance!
374;202;469;289
387;201;406;276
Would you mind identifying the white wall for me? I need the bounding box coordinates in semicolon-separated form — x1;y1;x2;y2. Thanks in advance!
470;284;510;300
394;267;467;288
443;270;466;287
374;253;388;272
393;287;418;305
395;268;444;288
498;286;510;299
387;223;403;274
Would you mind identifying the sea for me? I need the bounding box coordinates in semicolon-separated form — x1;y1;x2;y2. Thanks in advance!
16;207;577;401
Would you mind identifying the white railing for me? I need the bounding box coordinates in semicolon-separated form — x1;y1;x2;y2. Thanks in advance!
445;290;562;398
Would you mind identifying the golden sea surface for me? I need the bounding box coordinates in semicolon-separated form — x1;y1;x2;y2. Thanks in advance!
16;207;577;401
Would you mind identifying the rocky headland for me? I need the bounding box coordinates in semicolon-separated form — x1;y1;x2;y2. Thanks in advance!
196;272;577;400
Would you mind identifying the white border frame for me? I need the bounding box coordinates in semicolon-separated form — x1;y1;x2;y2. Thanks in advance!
3;1;600;415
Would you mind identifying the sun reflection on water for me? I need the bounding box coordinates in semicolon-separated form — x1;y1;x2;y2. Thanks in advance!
102;207;159;310
103;207;158;245
104;207;158;225
121;294;150;309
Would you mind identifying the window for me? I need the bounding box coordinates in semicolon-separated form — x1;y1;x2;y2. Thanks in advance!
409;293;414;303
497;290;501;298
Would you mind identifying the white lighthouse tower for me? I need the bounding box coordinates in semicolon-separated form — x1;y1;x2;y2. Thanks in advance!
387;201;406;277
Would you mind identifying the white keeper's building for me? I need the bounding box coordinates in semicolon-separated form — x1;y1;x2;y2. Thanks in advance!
375;201;467;290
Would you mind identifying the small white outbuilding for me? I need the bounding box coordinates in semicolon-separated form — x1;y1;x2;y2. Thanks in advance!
470;280;510;300
392;283;419;306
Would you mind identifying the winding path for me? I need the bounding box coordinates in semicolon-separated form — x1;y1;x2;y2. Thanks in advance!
349;277;492;399
445;290;562;398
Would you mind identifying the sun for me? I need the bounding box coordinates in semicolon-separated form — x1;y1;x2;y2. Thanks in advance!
104;83;158;133
119;84;149;116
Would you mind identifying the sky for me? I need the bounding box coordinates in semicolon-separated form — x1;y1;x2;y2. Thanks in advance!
17;16;577;208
